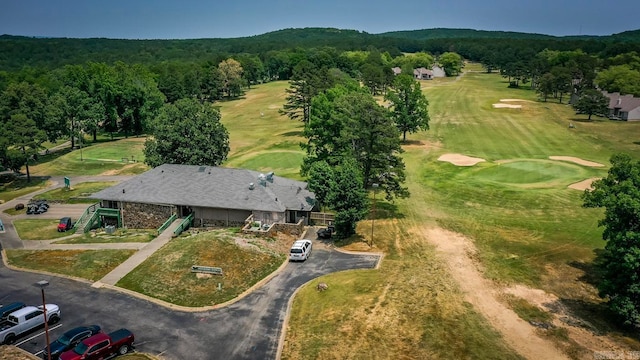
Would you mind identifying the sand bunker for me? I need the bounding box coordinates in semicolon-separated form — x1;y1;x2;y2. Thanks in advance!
549;156;604;167
499;99;533;102
568;178;600;191
492;98;531;109
438;153;486;166
492;103;522;109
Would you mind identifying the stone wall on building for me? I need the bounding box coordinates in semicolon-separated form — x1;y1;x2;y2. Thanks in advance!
122;202;174;229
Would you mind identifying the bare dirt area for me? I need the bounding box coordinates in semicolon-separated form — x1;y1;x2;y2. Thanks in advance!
425;227;569;359
568;178;600;191
438;153;486;166
549;156;605;167
504;284;636;359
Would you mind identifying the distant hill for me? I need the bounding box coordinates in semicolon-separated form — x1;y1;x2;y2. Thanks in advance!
0;27;639;71
378;28;558;40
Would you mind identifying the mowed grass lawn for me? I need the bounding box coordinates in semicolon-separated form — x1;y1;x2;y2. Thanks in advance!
219;81;306;180
29;137;149;176
13;219;73;240
116;230;285;307
0;177;48;203
5;249;136;281
33;181;117;203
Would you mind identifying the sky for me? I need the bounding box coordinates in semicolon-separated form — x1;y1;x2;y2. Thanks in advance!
0;0;638;40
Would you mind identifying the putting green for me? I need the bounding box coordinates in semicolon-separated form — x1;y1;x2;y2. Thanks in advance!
468;159;592;188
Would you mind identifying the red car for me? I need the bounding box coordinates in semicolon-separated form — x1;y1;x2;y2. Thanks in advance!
58;217;72;232
60;329;134;360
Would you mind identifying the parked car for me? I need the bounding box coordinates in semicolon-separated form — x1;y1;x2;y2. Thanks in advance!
60;329;134;360
26;200;49;215
289;239;312;261
43;325;102;360
0;304;60;344
0;302;25;321
316;225;335;239
58;217;73;232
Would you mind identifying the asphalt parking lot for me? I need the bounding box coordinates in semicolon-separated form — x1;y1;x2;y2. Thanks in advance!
1;244;380;359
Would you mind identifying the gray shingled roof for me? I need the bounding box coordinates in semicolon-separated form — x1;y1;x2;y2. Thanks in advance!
603;91;640;112
90;164;316;212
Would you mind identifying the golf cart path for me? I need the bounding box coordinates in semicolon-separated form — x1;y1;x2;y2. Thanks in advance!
425;227;568;360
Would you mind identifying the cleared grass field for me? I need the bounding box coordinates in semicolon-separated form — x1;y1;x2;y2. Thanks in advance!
219;81;305;180
29;138;149;176
5;249;136;281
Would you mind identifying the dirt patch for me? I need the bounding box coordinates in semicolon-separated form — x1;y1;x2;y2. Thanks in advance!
504;284;633;359
493;103;522;109
425;227;569;359
549;156;605;167
568;178;600;191
438;153;486;166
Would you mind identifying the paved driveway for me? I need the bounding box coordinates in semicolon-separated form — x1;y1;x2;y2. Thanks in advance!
1;244;380;359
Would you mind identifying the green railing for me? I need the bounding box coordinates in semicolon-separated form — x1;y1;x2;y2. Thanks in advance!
81;207;121;233
73;203;100;232
173;213;194;237
157;213;177;235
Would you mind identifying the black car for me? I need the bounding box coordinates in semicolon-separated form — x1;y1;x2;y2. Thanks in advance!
316;225;335;239
43;325;102;360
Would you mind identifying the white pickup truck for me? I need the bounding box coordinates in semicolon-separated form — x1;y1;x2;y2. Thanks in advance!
0;304;60;344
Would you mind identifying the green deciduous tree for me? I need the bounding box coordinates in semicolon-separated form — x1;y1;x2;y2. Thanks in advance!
5;114;46;182
536;73;555;102
144;98;229;167
595;65;640;97
327;158;369;239
386;74;430;141
573;89;610;120
583;153;640;327
303;86;409;200
218;58;244;98
439;52;463;76
305;160;334;210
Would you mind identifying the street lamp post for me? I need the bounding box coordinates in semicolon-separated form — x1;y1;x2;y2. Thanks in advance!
34;280;52;360
370;183;379;247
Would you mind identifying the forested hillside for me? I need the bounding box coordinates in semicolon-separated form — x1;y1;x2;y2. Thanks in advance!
1;27;639;71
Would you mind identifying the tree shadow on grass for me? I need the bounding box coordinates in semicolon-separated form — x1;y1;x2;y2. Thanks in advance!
562;250;640;339
568;117;607;123
568;249;605;288
372;201;405;220
401;139;424;146
280;130;303;137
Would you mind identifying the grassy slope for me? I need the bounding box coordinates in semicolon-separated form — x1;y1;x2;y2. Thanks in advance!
282;67;640;358
29;138;148;176
218;81;306;180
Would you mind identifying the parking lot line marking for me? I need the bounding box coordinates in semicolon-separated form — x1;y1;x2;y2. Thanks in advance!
34;350;44;356
15;323;63;347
